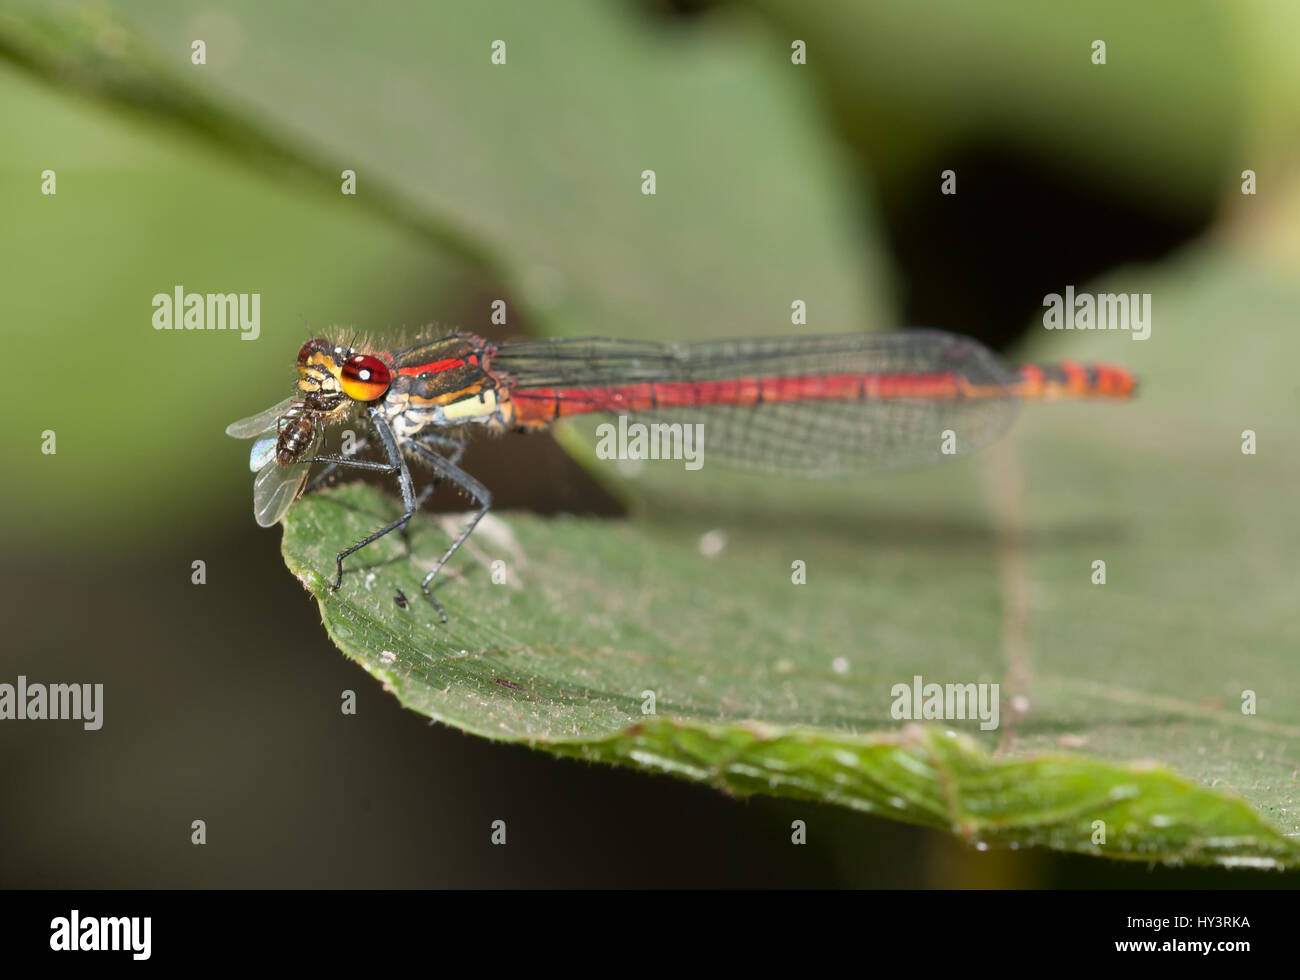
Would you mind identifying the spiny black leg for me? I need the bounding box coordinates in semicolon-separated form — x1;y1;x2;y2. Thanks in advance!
306;453;396;473
306;436;371;492
327;407;422;602
416;432;468;463
407;440;491;614
412;433;467;504
406;436;467;571
400;437;467;622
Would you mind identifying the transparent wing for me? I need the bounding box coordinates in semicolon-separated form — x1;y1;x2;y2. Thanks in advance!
226;396;298;439
494;331;1022;476
252;457;312;527
249;436;278;472
251;428;321;527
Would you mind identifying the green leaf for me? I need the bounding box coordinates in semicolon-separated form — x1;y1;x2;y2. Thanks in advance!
282;478;1298;869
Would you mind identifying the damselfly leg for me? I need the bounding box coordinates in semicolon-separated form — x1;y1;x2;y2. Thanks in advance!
302;405;416;586
300;407;479;622
411;433;468;508
305;436;370;493
308;431;465;506
407;439;492;615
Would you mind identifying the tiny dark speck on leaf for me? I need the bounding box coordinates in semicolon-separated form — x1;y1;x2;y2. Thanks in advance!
494;677;524;691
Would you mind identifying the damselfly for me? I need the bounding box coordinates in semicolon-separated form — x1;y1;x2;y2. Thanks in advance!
227;330;1136;620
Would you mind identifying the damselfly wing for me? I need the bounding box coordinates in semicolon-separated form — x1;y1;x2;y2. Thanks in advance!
491;330;1029;477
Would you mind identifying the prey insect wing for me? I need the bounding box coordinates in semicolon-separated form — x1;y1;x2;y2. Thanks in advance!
251;438;318;527
225;396;300;439
249;436;278;472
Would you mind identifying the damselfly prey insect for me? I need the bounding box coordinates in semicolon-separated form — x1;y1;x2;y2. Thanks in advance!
227;330;1136;620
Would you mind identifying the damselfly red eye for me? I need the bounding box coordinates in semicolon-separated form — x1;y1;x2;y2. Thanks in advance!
298;338;327;367
340;353;393;402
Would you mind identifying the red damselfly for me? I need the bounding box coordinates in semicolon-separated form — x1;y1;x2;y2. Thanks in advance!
227;330;1136;620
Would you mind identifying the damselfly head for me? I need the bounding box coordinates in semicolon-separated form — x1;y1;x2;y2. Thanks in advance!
297;338;394;405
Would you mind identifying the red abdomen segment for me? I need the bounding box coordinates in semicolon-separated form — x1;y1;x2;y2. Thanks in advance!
511;373;943;423
1014;362;1137;399
510;363;1136;424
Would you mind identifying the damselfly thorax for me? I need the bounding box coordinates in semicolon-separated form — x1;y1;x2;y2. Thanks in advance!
381;337;517;441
